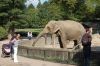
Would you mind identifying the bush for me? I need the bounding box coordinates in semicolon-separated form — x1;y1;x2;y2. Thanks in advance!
0;27;8;40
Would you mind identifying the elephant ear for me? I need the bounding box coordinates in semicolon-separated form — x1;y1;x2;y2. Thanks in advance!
45;25;53;33
53;24;60;33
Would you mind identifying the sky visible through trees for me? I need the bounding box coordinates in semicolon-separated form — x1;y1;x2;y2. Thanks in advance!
25;0;48;8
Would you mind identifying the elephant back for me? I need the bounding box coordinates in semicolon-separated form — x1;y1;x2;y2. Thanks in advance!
57;20;86;40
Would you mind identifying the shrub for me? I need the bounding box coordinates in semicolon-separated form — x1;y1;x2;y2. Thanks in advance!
0;27;8;40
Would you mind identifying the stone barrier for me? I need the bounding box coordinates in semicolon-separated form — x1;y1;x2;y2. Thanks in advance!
18;45;100;66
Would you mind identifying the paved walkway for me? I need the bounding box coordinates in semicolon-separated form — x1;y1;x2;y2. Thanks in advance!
0;40;75;66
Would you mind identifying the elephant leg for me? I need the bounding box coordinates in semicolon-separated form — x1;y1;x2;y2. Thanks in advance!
58;35;63;48
74;40;77;46
73;39;81;50
44;34;47;45
73;40;79;49
60;35;68;48
51;34;56;48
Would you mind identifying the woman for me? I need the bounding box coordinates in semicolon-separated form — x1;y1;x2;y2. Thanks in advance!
9;33;17;60
13;34;20;62
10;34;20;62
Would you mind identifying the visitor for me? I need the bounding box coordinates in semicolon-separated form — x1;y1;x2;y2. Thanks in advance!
9;33;17;60
81;28;92;66
10;34;20;62
27;32;32;40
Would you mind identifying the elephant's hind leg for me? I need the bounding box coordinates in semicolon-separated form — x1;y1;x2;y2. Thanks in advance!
73;39;81;50
74;40;77;46
73;40;79;49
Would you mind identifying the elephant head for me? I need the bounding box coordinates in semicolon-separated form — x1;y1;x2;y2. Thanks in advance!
32;20;60;46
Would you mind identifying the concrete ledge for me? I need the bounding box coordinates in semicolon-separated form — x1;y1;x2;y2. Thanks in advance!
18;45;100;65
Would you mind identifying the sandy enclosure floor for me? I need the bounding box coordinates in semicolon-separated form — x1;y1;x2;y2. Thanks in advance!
20;34;100;50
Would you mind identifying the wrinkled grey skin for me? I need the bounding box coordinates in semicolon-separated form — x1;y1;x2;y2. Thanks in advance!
32;20;85;49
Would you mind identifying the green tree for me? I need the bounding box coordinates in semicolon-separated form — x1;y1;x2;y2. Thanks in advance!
49;0;79;20
0;0;26;34
0;0;9;26
24;4;40;28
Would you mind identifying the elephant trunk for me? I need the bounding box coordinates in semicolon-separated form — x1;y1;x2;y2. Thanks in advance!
32;31;45;46
44;34;47;45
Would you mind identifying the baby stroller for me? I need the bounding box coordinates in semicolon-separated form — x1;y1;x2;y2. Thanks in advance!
1;43;11;58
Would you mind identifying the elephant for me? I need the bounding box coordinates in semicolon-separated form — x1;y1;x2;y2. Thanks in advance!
32;20;86;49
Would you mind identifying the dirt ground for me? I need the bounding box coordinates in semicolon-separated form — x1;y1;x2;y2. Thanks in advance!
0;33;100;66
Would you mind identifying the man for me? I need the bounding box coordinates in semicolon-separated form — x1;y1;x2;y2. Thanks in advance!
27;32;32;40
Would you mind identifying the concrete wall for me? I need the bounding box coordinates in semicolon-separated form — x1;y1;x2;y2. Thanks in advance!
18;45;100;66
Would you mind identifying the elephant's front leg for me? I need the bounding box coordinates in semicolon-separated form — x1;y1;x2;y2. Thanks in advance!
51;34;56;48
60;34;69;48
44;34;47;45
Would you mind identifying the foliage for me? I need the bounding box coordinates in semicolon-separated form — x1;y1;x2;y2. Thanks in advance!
0;0;100;30
0;0;26;33
24;6;40;28
95;4;100;18
0;27;8;39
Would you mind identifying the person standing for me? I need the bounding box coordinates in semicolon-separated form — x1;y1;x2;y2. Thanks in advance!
13;34;20;62
10;34;20;62
9;33;17;60
81;29;92;66
27;32;32;40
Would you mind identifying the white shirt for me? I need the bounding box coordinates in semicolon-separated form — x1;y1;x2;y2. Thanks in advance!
27;32;32;37
14;40;20;47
